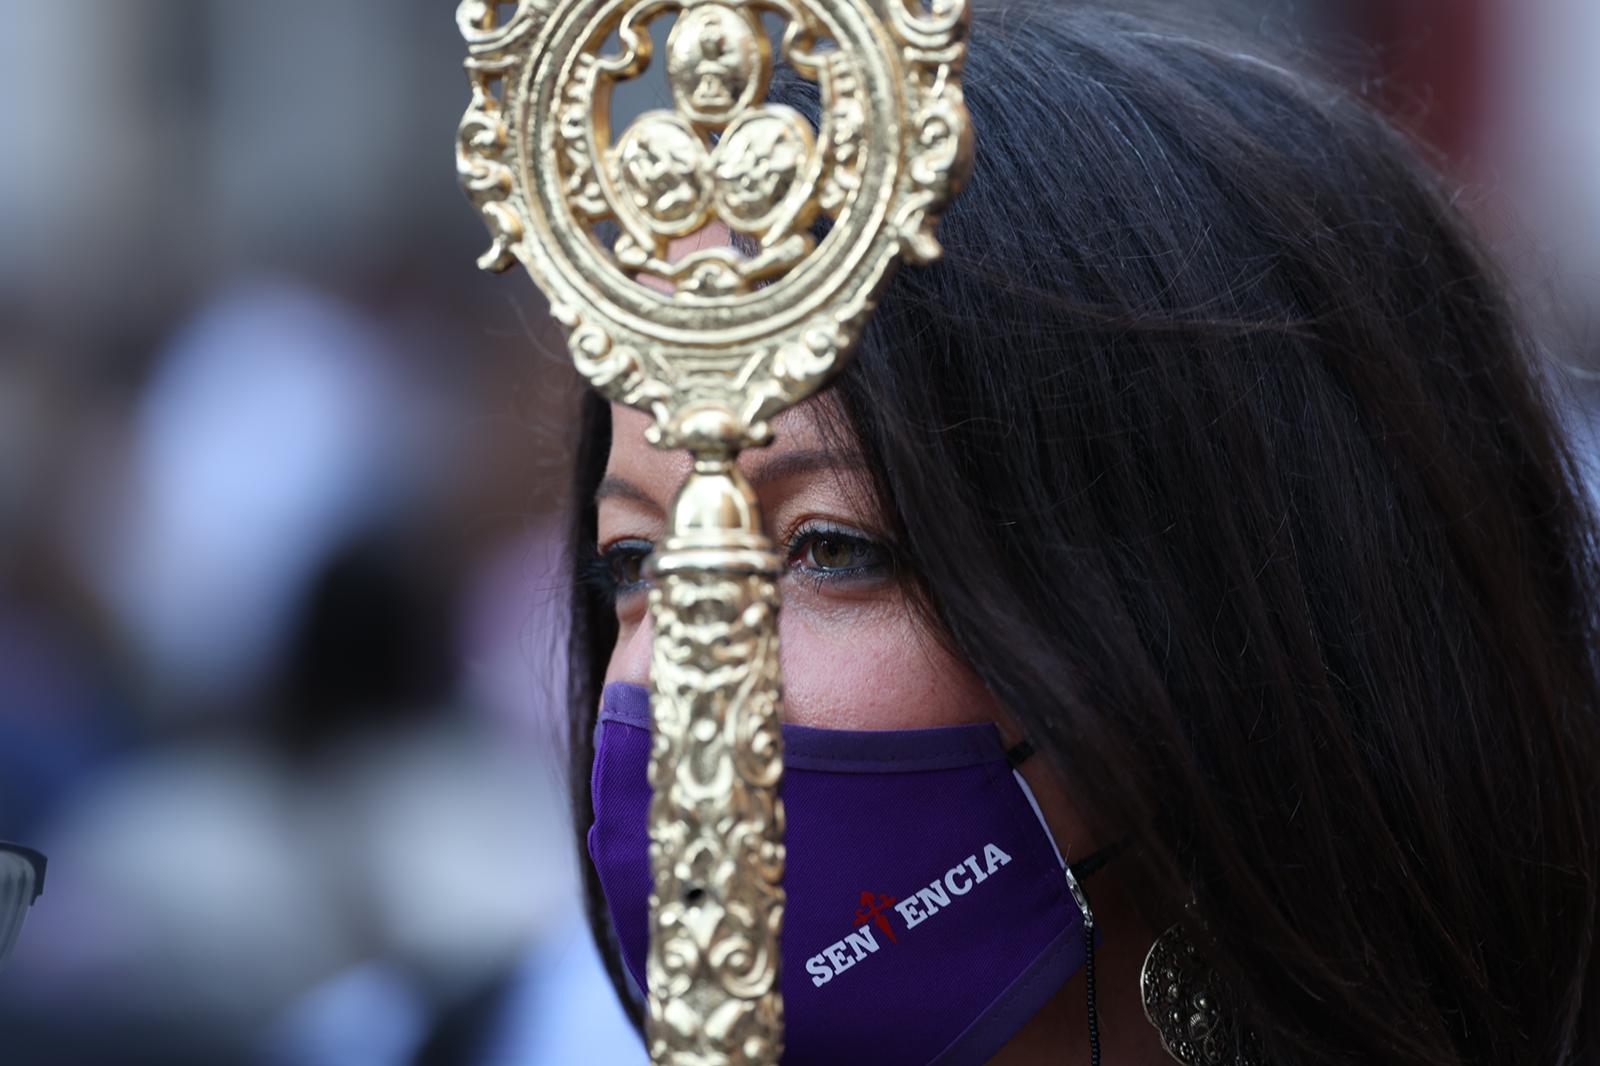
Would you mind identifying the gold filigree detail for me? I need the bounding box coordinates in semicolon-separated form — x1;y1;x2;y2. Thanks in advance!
648;567;786;1058
457;0;971;446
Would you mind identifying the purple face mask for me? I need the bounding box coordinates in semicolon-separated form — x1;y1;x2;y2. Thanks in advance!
587;683;1099;1065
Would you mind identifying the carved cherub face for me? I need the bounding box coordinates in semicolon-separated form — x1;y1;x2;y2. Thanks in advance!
617;119;710;226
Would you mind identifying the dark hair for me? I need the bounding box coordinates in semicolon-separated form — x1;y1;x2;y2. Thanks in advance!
566;3;1600;1062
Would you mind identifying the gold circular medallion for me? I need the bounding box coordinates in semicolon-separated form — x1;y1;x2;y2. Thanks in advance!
614;111;715;236
712;106;816;232
667;4;768;125
457;0;973;449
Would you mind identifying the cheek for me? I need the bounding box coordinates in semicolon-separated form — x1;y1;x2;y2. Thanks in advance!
602;592;999;732
602;592;1092;859
778;603;1096;860
775;601;998;731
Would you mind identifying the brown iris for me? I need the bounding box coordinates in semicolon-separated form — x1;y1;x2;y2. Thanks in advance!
805;534;867;570
791;528;886;576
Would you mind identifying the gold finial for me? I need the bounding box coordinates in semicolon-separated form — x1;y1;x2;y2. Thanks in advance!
457;0;971;1058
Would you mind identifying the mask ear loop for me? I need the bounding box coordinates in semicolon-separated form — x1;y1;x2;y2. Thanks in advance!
1008;737;1123;1066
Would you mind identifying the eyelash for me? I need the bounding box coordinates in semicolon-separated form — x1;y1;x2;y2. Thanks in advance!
583;523;894;607
786;522;894;593
579;537;652;605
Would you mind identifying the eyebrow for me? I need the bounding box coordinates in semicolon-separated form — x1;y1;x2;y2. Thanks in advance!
594;475;659;509
594;448;862;510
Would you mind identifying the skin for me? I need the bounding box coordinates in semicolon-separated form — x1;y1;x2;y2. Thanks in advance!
595;398;1166;1065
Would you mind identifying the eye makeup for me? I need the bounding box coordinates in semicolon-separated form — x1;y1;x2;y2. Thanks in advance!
581;537;653;608
783;520;896;593
585;521;897;611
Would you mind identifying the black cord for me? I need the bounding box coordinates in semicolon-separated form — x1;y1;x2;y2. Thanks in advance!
1067;843;1128;1066
1084;915;1101;1066
1068;836;1129;881
1004;739;1035;768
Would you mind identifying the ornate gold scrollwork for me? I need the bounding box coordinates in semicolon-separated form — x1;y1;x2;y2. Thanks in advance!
457;0;970;1059
459;0;971;447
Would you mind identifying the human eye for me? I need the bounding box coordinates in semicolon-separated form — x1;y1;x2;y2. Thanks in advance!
583;538;654;611
783;521;894;592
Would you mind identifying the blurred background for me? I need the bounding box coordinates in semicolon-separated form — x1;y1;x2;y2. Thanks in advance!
0;1;1595;1063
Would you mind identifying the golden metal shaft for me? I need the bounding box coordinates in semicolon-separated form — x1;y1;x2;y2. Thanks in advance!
646;456;786;1063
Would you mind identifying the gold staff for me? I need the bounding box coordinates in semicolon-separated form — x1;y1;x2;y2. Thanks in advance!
456;0;971;1059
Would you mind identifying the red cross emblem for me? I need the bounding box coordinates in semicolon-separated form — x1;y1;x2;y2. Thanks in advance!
853;891;899;944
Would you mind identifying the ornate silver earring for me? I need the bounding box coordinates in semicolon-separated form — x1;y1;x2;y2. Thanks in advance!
1140;919;1264;1065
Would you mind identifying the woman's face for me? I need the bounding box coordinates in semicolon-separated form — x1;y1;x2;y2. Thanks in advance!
592;397;1134;1065
595;398;1001;732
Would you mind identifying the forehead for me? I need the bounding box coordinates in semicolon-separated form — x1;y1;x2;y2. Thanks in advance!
605;396;842;488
